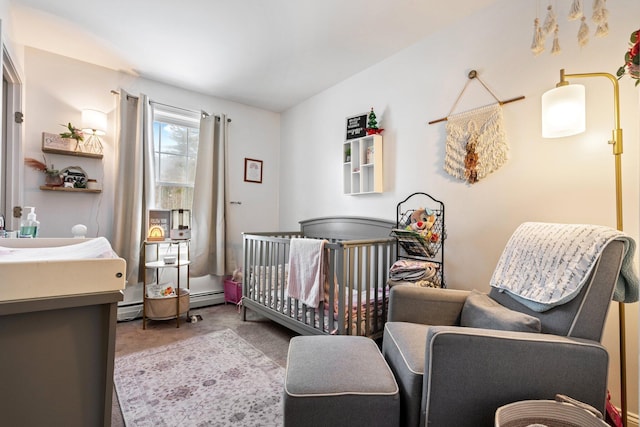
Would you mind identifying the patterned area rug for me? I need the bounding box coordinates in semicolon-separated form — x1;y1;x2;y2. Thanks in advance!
114;329;284;426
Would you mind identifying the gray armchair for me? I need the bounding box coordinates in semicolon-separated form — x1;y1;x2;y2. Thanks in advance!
382;239;625;427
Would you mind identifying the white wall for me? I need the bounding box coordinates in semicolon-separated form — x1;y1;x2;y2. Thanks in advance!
21;48;280;304
280;0;640;415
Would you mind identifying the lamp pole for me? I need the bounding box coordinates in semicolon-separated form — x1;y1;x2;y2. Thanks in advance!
559;69;627;426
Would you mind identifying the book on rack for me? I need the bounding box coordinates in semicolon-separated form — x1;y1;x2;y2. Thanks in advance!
390;228;437;258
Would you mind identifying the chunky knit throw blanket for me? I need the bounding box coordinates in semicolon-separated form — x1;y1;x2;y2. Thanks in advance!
490;222;639;312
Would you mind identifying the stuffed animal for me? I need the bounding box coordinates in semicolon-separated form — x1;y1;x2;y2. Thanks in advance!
231;267;243;283
406;207;439;242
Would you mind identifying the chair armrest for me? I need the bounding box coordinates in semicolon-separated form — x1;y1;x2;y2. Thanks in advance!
421;326;609;427
387;286;470;325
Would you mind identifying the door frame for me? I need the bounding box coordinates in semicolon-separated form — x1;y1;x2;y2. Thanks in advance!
0;22;23;231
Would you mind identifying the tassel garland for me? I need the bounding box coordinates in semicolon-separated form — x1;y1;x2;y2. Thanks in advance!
531;18;545;55
595;22;609;38
591;0;608;24
542;4;557;36
577;16;590;47
551;24;562;55
531;0;611;55
568;0;583;20
592;0;609;37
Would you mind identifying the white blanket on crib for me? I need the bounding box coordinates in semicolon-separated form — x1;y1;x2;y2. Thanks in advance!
490;222;639;312
0;237;118;262
286;238;327;308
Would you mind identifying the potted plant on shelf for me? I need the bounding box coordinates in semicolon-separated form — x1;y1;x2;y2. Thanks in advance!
59;122;84;151
25;156;63;186
345;146;351;162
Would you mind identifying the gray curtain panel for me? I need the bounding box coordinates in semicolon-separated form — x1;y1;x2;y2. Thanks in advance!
190;113;227;277
111;90;154;285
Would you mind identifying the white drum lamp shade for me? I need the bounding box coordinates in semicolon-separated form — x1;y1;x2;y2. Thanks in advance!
541;84;586;138
81;109;107;136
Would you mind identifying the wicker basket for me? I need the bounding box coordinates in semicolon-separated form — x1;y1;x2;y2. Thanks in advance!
145;288;190;320
495;395;608;427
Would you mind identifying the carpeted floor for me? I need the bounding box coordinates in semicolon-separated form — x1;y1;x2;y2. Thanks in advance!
111;303;298;426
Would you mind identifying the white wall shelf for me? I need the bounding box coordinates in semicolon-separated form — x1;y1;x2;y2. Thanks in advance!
343;134;382;195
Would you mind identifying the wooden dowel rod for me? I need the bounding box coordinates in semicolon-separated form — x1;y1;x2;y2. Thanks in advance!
428;117;448;125
499;95;526;105
428;95;525;125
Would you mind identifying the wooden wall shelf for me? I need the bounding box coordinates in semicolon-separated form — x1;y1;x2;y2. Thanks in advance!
40;186;101;193
42;147;103;159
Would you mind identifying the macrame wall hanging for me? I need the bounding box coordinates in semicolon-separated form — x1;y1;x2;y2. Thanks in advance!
429;70;524;185
531;0;610;56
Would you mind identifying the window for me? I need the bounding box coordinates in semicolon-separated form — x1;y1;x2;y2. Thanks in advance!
152;105;200;210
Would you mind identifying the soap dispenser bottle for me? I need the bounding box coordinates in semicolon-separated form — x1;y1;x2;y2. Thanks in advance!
20;207;40;238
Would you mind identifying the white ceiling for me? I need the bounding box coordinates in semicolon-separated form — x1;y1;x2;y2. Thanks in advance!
10;0;499;112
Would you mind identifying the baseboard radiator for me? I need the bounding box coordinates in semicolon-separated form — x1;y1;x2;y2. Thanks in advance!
117;291;225;322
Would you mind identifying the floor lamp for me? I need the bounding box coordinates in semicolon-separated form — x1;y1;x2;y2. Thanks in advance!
541;68;628;426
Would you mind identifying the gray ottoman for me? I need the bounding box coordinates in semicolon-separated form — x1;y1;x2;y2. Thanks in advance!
284;335;400;427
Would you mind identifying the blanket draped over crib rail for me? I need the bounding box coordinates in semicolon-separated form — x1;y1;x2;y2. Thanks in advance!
490;222;639;312
286;238;328;308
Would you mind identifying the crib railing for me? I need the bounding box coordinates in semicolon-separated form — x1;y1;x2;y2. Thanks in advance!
241;231;396;338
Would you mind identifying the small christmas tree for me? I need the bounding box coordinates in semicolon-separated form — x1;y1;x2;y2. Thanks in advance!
366;107;384;135
367;108;378;129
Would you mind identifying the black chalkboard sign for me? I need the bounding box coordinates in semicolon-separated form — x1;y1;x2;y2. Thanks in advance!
345;113;367;140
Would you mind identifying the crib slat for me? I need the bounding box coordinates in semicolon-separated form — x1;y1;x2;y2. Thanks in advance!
337;245;348;335
327;246;337;334
276;241;284;314
364;245;371;336
356;246;363;336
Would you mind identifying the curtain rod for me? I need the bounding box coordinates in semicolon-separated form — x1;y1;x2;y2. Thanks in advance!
111;90;232;122
149;99;204;116
110;89;138;100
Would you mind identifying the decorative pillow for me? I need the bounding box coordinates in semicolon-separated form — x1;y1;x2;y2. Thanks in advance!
460;290;541;333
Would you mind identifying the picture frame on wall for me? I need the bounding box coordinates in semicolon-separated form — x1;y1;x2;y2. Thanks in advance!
244;158;263;183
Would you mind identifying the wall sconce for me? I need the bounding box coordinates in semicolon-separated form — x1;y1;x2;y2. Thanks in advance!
541;68;628;425
81;109;107;155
